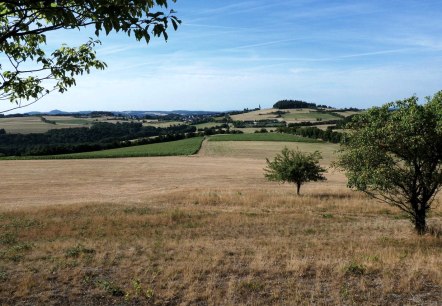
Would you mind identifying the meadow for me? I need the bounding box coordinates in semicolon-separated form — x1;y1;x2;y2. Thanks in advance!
193;122;224;129
230;109;280;121
208;133;321;143
230;108;346;123
143;121;184;128
282;111;342;122
48;116;95;126
0;138;441;305
0;116;184;135
0;116;84;134
1;137;204;160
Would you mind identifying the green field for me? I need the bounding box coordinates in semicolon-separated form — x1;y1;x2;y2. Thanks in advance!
143;121;183;128
2;137;204;160
193;122;222;129
209;133;321;143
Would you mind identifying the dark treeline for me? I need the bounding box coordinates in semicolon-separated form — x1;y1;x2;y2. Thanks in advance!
274;100;318;109
143;113;183;121
195;123;243;136
90;111;115;117
0;122;196;156
233;120;286;128
277;126;343;143
40;116;57;125
287;119;341;128
197;124;228;131
226;107;261;116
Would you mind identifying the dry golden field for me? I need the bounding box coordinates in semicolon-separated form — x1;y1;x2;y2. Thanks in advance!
230;108;281;121
0;117;68;134
0;141;441;305
0;116;99;134
230;108;347;124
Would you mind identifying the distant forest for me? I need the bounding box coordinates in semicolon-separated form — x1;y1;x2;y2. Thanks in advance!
273;100;329;109
0;122;196;156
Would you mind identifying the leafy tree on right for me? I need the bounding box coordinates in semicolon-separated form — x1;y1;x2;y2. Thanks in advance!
335;91;442;235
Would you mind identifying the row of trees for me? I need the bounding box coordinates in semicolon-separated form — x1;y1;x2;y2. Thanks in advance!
266;92;442;235
273;100;318;109
233;120;286;128
0;121;248;156
277;126;343;143
0;122;195;156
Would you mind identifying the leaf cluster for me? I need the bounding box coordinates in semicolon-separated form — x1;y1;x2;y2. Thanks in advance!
0;0;180;111
335;91;442;217
264;147;326;186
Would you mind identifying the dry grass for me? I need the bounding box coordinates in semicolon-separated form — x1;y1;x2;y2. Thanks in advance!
143;121;184;128
229;108;346;124
230;109;282;121
0;117;72;134
0;116;101;134
0;154;441;305
200;140;339;164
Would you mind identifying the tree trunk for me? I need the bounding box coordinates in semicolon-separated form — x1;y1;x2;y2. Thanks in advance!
414;206;427;235
296;183;301;196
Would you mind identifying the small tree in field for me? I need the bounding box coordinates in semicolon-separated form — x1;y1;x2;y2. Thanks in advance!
264;147;326;195
335;91;442;235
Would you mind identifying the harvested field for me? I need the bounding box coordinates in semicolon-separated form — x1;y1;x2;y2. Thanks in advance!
208;133;321;143
230;109;281;121
200;140;339;164
0;117;72;134
0;156;278;209
0;151;441;305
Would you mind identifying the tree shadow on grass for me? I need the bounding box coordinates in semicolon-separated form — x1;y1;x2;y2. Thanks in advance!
308;193;354;200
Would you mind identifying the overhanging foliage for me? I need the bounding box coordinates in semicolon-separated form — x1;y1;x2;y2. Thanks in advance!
0;0;180;112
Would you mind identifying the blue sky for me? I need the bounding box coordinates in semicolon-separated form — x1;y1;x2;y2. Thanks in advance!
17;0;442;112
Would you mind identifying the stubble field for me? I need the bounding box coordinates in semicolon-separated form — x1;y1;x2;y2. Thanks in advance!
0;141;441;305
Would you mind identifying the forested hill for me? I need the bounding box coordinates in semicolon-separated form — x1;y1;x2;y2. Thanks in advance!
0;122;195;156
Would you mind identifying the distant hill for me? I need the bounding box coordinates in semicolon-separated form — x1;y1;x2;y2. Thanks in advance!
22;110;221;118
48;109;69;115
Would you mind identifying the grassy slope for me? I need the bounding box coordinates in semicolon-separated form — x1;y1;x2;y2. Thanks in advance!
0;117;67;134
209;133;321;142
282;111;342;121
2;137;204;160
142;121;183;128
193;122;222;129
230;109;280;121
201;141;338;163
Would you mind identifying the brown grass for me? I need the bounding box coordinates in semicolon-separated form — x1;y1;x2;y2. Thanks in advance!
230;108;281;121
200;140;339;164
0;117;64;134
0;155;441;305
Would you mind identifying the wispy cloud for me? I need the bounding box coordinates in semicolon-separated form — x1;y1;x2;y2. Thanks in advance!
97;45;136;56
224;38;304;51
197;1;291;16
13;0;442;113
